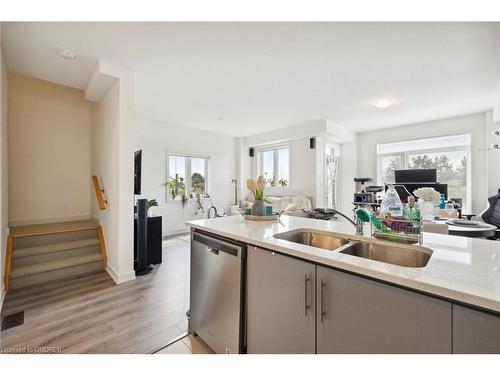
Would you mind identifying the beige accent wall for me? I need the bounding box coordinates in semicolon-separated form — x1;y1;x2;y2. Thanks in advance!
8;73;91;225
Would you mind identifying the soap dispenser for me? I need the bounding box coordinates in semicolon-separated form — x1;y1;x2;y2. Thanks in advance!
380;185;403;218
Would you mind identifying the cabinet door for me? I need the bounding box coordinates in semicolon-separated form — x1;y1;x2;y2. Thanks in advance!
316;266;452;353
453;304;500;353
246;246;315;353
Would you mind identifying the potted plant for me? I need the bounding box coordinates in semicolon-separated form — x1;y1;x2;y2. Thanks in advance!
246;176;269;216
165;174;185;201
147;199;158;217
278;178;288;187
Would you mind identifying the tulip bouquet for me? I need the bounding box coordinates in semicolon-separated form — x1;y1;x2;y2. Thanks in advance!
246;176;266;200
246;176;269;216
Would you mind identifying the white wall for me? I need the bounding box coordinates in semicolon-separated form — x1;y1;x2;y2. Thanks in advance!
246;137;317;204
339;139;357;214
7;73;91;225
1;25;8;307
357;112;488;213
134;117;237;236
89;62;135;284
240;121;357;214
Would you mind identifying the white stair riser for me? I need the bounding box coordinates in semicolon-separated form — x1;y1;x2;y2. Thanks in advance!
13;246;101;268
10;261;104;290
14;229;97;249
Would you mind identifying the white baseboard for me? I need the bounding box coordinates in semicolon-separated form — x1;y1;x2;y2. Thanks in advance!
0;288;5;314
9;214;92;227
106;264;136;285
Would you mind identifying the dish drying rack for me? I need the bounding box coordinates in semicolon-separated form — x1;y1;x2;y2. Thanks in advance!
371;216;422;245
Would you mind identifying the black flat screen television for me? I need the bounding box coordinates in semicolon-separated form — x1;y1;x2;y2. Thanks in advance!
134;150;142;195
395;168;437;184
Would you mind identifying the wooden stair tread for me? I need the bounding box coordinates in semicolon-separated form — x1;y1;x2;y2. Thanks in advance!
10;253;103;279
13;239;100;258
9;220;98;238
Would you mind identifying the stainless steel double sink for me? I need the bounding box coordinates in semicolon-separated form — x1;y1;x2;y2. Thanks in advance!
273;229;432;268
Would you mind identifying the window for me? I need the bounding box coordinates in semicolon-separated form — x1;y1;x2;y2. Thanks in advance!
377;134;471;210
256;145;290;187
167;154;209;200
379;155;402;184
325;146;340;210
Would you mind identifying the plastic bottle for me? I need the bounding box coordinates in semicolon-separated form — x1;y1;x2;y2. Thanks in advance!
438;193;446;209
380;185;403;217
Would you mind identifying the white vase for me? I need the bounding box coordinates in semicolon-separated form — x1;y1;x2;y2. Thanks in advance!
419;200;435;221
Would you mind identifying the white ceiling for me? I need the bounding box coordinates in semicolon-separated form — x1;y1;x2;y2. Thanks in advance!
2;22;499;137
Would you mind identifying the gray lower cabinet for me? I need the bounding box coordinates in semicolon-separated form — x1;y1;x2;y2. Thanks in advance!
453;304;500;353
246;246;316;353
245;244;499;354
316;265;452;353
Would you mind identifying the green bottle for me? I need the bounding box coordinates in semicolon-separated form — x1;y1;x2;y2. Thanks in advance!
403;196;420;221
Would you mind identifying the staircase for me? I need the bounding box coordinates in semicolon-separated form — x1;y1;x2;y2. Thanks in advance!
4;220;107;292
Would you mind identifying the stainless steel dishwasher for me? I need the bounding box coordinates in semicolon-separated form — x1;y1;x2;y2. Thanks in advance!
189;230;246;354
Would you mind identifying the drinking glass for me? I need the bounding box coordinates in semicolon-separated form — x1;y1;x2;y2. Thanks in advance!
445;203;454;217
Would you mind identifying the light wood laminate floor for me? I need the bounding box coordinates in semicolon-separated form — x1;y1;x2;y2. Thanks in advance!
156;334;214;354
0;237;190;354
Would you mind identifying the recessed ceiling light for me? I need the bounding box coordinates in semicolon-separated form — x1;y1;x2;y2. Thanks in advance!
371;97;395;109
58;49;75;60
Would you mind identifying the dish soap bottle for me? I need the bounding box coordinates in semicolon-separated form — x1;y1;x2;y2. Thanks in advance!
380;185;403;217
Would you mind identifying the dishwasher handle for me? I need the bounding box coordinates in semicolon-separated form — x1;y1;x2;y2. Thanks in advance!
193;232;243;257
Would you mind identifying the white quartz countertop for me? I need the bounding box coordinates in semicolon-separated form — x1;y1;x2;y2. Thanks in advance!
186;215;500;313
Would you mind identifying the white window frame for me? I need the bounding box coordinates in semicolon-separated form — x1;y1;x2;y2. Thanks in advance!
166;151;210;202
323;142;341;209
376;135;471;211
376;152;403;186
253;142;291;188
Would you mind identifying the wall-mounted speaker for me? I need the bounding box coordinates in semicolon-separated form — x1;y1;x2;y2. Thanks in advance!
249;147;255;157
309;137;316;149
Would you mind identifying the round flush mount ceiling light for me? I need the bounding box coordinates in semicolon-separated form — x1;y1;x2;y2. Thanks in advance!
371;97;395;109
58;49;75;60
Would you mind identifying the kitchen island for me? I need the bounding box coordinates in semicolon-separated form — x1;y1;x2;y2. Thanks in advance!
186;215;500;354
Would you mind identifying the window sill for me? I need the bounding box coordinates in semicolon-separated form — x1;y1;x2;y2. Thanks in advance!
167;197;211;204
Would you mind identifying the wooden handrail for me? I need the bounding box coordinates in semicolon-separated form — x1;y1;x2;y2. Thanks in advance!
4;236;13;293
92;176;107;210
96;225;108;267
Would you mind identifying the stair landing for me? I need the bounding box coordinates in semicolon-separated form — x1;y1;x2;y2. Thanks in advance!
9;220;98;238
